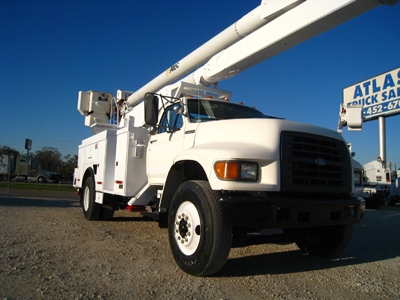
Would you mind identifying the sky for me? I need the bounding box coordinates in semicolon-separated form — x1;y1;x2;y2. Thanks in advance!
1;0;399;168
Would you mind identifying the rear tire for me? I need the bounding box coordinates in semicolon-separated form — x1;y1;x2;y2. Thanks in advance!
296;224;353;257
82;176;101;220
168;180;232;276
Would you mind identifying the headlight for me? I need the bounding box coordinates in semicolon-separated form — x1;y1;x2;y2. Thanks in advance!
215;161;258;182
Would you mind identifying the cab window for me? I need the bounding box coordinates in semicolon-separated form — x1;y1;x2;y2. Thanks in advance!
158;104;183;134
187;99;265;122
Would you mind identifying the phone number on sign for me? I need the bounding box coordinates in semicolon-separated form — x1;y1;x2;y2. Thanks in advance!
364;99;400;117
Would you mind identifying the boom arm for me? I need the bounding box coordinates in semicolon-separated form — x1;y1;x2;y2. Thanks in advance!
127;0;397;107
126;0;306;107
183;0;395;87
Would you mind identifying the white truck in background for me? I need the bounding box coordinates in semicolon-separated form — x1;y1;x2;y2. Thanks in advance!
363;159;391;208
73;0;398;276
389;169;400;205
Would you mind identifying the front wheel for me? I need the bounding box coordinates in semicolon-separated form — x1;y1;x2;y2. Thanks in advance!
168;180;232;276
296;224;353;257
37;176;46;183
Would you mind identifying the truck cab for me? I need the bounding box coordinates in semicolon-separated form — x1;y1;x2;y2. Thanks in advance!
15;155;53;183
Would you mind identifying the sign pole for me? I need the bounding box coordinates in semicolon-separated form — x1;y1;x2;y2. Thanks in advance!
379;116;386;163
7;157;10;193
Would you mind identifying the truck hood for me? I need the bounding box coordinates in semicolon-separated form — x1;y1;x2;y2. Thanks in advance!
39;169;52;176
179;118;349;192
193;118;345;154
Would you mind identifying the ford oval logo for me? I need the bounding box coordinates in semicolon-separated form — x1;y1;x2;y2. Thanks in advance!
316;158;327;166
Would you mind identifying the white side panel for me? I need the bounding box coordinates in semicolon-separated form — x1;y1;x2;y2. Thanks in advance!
114;130;128;194
75;130;117;191
95;139;107;192
114;122;149;196
104;133;117;192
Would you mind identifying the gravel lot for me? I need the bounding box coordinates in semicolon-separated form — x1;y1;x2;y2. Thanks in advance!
1;189;399;300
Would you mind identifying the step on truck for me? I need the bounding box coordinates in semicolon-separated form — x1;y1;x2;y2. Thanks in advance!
73;0;398;276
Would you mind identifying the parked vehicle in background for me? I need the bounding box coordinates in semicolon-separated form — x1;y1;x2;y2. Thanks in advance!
389;169;400;205
363;159;391;209
0;154;58;183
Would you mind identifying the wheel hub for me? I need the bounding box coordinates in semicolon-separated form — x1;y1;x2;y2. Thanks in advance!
174;201;201;256
178;217;189;238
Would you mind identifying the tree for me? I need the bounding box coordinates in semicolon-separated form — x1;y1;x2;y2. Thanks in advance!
0;145;19;157
33;147;62;173
62;154;78;179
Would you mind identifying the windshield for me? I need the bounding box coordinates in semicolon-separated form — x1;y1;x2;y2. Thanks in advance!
30;158;41;169
187;99;265;122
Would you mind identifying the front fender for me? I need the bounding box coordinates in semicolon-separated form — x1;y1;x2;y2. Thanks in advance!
174;142;281;192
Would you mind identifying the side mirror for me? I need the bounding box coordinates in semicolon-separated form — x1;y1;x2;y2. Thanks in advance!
144;94;159;126
173;104;184;115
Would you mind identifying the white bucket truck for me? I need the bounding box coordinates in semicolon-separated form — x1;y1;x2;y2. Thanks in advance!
363;159;392;208
364;159;392;207
73;0;398;276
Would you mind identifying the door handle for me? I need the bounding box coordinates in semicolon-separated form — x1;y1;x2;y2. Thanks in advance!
150;140;157;144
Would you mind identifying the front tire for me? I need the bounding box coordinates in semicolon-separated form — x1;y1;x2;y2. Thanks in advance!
168;180;232;276
82;176;101;220
37;176;46;183
296;224;353;257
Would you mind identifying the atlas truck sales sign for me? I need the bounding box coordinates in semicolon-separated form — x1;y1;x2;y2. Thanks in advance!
343;67;400;121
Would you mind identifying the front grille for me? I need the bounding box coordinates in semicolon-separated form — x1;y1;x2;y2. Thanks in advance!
281;131;352;194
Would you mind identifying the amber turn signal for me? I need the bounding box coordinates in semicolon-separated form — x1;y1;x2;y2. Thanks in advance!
215;162;239;179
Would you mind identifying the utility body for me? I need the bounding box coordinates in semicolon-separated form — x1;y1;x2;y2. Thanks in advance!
73;0;398;276
0;154;57;183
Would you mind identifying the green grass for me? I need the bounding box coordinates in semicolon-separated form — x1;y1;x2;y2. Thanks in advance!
0;182;76;192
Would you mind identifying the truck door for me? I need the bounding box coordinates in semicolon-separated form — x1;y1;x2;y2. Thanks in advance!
16;156;29;176
147;104;184;185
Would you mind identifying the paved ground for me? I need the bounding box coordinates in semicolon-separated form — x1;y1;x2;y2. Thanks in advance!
1;190;399;299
